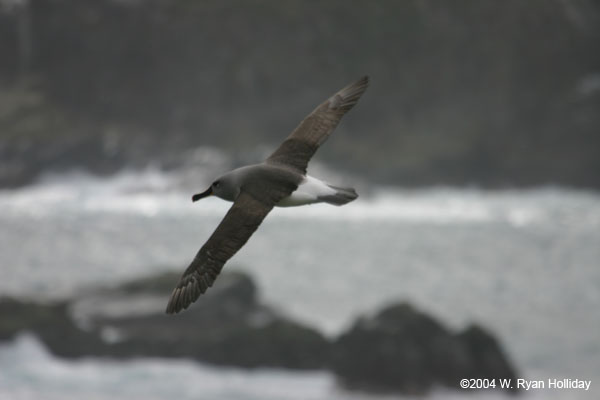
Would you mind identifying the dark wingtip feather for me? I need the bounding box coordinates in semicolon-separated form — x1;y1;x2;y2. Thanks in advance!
165;288;179;314
165;271;216;314
329;75;370;111
166;283;191;314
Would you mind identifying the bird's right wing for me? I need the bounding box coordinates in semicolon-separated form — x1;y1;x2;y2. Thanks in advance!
266;76;369;173
165;190;274;314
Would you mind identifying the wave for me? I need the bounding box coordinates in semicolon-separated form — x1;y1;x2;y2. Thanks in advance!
1;168;599;228
0;333;333;400
0;333;522;400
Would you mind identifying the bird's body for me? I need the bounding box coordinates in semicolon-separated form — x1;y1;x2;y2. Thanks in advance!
166;76;369;314
209;163;356;207
278;175;354;207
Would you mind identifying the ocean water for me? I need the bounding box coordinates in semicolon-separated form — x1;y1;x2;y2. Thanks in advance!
1;168;599;399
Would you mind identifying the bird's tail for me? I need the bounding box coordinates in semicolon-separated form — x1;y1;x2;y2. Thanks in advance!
319;184;358;206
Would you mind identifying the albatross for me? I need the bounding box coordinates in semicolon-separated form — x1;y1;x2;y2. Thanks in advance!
166;76;369;314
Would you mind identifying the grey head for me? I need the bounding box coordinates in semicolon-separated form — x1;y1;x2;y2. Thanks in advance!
192;169;242;203
192;164;301;204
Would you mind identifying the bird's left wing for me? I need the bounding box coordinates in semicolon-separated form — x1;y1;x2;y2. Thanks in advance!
166;190;274;314
266;76;369;174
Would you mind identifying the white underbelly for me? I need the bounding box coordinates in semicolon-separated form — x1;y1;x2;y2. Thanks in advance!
276;175;336;207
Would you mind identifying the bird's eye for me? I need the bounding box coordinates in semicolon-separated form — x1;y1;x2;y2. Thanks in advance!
213;180;220;188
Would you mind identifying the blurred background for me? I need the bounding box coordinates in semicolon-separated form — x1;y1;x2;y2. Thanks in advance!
1;1;599;399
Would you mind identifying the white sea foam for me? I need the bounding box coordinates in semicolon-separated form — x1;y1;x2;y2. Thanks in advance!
1;333;587;400
0;334;524;400
1;168;598;228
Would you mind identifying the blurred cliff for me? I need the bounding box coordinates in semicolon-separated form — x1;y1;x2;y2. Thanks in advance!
0;270;519;395
1;0;599;188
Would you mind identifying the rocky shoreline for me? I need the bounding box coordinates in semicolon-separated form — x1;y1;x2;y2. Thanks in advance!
0;271;518;395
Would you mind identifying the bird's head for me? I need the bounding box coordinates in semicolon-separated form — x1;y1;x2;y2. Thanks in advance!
192;173;238;203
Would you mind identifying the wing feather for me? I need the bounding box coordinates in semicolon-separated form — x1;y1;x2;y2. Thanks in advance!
165;191;274;314
266;76;369;173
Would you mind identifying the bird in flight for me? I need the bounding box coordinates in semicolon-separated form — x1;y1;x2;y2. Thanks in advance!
166;76;369;314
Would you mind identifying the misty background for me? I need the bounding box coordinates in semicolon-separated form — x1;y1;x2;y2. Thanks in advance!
1;0;599;189
1;1;600;400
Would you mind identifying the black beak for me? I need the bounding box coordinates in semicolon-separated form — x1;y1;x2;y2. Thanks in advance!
192;187;213;202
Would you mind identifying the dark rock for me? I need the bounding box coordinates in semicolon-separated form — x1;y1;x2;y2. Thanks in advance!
88;271;330;369
0;274;519;395
0;271;330;370
0;297;108;357
330;302;518;395
456;324;519;389
0;297;67;341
